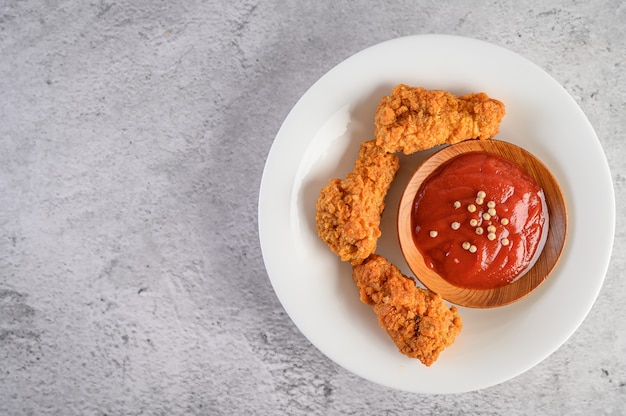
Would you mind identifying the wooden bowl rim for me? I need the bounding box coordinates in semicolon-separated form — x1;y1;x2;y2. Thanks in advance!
397;139;568;308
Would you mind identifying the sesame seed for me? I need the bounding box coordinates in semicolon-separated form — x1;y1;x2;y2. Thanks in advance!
468;204;477;213
469;244;477;253
451;222;461;230
482;213;491;221
475;227;484;235
429;230;438;238
487;225;497;233
476;197;484;205
487;200;496;209
488;208;496;216
502;238;510;246
462;241;471;250
501;218;509;225
477;190;486;199
469;219;478;227
487;232;497;241
453;201;461;209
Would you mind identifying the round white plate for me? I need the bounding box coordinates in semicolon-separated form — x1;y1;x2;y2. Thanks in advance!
258;35;615;394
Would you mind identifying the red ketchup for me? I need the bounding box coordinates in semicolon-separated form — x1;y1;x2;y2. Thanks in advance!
411;151;547;290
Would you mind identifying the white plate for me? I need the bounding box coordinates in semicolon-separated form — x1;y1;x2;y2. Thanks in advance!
258;35;615;394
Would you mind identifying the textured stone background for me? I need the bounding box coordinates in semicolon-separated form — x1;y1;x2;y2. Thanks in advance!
1;0;625;414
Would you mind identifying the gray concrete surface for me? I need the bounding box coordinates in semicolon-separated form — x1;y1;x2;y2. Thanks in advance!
1;0;625;414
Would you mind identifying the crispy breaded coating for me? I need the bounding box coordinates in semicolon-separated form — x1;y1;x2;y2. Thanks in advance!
352;255;462;366
375;84;506;154
315;140;399;265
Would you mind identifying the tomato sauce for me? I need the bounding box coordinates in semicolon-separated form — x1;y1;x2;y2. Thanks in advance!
411;151;547;290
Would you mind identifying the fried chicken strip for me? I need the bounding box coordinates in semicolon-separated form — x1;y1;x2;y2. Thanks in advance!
375;84;506;154
315;140;399;265
352;255;462;366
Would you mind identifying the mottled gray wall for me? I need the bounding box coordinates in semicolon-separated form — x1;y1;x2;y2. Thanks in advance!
1;1;624;415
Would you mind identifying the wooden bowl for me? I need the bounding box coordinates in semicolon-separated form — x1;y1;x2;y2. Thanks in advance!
397;140;568;308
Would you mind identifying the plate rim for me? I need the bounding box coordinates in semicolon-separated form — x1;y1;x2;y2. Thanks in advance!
258;34;615;394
